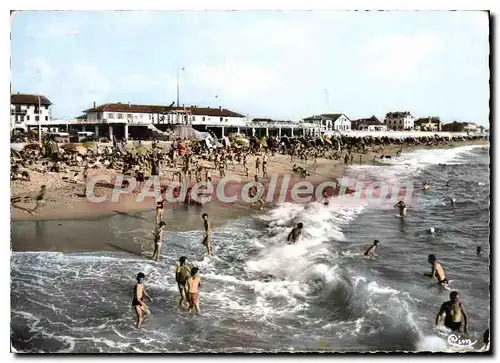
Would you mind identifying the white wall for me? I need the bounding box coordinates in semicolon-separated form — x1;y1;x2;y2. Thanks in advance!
334;115;351;131
385;115;414;131
11;103;52;131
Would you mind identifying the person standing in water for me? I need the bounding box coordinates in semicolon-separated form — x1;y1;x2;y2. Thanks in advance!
424;254;449;289
248;175;265;210
152;221;166;261
364;240;380;257
201;213;213;257
175;256;192;307
287;223;303;244
423;182;430;191
155;197;164;224
435;291;468;333
395;200;407;216
132;272;152;329
187;267;202;314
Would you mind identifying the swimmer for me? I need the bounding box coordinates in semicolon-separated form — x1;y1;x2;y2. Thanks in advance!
424;254;448;289
429;227;435;234
364;240;380;257
445;180;450;187
287;222;303;244
132;272;152;329
152;221;166;261
187;267;201;314
449;197;456;206
435;291;468;333
175;256;192;307
395;200;407;216
422;182;430;191
201;213;213;257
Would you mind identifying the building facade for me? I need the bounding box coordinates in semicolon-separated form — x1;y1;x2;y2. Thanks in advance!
11;93;52;132
302;113;351;133
351;116;387;131
441;121;480;133
384;111;414;131
414;117;441;132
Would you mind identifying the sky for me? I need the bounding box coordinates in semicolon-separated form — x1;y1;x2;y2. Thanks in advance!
10;11;490;126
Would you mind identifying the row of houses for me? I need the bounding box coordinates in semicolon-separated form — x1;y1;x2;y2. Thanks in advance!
10;93;487;137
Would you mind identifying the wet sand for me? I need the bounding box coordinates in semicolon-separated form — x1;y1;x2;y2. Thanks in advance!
10;139;487;253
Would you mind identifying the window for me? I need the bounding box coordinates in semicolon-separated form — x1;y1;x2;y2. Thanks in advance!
127;114;133;119
26;115;30;121
97;113;101;120
220;117;223;122
202;116;206;121
225;118;228;122
117;113;123;119
45;116;48;121
108;113;114;119
35;116;39;121
184;115;188;122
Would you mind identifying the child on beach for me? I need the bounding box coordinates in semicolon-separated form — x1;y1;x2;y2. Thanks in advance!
187;267;201;314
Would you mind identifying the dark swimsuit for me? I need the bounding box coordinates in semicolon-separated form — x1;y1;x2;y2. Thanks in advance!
156;200;164;210
441;302;462;331
438;278;449;285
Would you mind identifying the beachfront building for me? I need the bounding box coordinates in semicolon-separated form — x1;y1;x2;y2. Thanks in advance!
302;113;351;133
414;117;441;132
10;93;53;133
384;111;414;131
442;121;481;134
351;116;387;131
70;102;320;140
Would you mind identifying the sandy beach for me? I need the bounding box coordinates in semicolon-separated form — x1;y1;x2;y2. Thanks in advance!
11;139;487;225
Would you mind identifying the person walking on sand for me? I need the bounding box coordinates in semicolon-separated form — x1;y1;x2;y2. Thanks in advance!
187;267;202;314
152;221;166;261
31;185;47;213
132;272;152;329
175;256;192;308
255;157;261;175
201;213;213;257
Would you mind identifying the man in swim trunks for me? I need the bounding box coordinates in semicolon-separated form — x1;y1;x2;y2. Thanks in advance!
435;291;468;333
152;221;166;261
187;267;201;314
287;223;303;244
201;213;213;257
175;256;192;307
132;272;152;329
364;240;380;257
249;175;265;210
394;200;407;216
424;254;449;289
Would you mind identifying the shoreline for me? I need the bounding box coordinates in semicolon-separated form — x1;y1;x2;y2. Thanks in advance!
11;140;487;223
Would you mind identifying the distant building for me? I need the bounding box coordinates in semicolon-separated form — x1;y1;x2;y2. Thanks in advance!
414;117;441;132
10;93;53;132
351;116;387;131
384;111;414;131
302;113;351;133
442;121;480;133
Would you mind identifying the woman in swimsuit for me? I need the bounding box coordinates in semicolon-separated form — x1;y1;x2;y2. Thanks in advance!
152;221;166;261
155;198;164;224
187;267;201;314
132;272;152;329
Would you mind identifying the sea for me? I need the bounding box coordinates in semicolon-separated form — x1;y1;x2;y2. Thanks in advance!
11;144;491;353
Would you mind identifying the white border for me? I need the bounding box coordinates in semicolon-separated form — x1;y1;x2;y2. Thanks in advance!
3;1;497;361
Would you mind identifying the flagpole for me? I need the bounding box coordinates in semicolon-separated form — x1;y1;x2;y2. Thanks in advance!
176;66;180;108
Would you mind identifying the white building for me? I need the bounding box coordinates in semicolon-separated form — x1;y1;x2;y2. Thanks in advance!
11;93;52;132
83;102;248;126
302;113;351;133
384;111;414;131
352;116;387;131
